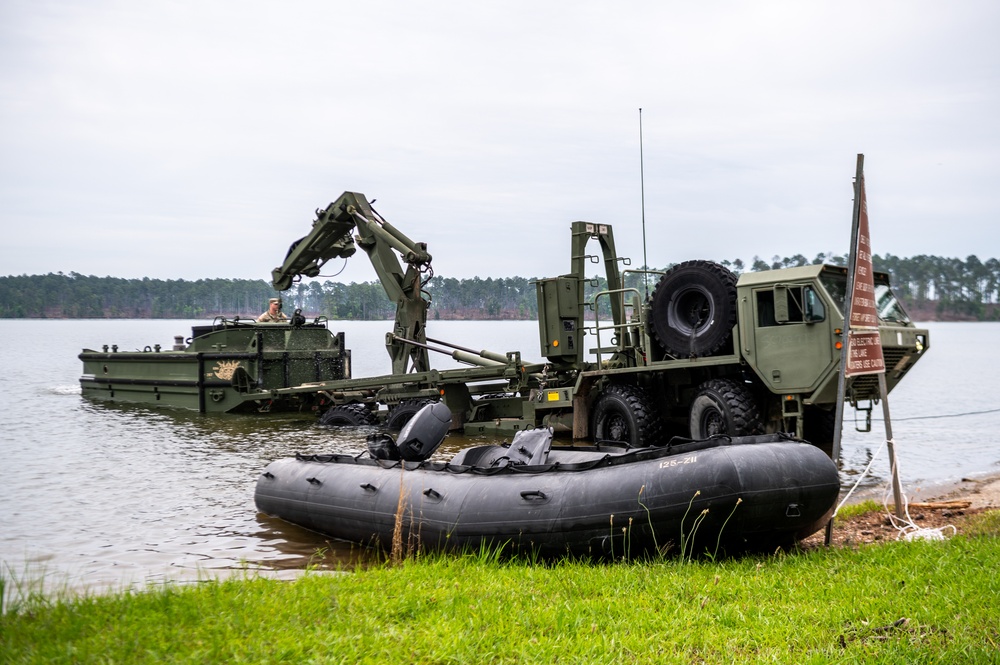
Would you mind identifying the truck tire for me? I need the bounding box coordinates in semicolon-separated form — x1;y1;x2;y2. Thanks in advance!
648;260;737;358
320;403;377;426
591;384;663;448
386;399;437;430
803;405;837;457
689;378;762;439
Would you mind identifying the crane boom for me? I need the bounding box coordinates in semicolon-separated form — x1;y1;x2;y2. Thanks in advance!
269;191;433;374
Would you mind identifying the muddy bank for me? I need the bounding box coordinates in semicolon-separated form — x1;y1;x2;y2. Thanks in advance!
801;473;1000;549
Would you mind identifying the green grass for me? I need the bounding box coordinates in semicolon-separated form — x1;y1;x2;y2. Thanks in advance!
834;498;883;520
3;513;999;664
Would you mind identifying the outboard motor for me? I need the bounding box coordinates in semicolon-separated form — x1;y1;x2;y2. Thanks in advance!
395;402;451;462
366;432;401;461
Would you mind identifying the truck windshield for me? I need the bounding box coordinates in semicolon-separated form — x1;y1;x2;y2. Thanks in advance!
819;271;911;324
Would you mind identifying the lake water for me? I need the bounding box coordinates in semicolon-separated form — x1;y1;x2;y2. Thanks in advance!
1;319;998;596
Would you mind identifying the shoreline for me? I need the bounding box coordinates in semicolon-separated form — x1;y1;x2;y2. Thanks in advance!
926;471;1000;509
840;471;1000;509
843;470;1000;510
6;474;998;607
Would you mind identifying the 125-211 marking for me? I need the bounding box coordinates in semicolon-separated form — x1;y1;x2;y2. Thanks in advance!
659;455;697;469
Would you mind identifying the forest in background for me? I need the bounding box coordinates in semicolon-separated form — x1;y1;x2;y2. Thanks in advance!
1;253;998;321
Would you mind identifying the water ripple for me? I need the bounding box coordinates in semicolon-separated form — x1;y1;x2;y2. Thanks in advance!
2;319;998;596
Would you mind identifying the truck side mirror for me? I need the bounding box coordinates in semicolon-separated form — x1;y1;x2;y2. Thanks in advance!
773;285;790;323
804;286;825;323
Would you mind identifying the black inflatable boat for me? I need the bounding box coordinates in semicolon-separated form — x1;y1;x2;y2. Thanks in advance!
255;403;840;557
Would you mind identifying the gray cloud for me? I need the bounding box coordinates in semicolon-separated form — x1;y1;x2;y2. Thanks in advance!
2;1;997;284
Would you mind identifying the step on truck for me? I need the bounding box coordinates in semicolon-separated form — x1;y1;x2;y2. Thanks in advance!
254;191;929;454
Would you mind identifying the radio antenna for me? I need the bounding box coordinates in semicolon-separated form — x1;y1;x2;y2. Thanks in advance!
639;107;649;299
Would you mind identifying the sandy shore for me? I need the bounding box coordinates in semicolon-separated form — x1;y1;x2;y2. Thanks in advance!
839;468;1000;510
929;474;1000;510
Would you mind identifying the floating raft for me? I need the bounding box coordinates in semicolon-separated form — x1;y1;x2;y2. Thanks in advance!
255;420;840;557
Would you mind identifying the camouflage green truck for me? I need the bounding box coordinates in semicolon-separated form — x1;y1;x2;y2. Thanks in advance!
255;193;928;453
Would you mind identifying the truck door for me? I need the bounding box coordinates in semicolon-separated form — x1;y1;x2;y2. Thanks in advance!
745;284;832;392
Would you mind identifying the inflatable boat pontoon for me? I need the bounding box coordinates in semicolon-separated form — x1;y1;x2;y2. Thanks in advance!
255;403;840;557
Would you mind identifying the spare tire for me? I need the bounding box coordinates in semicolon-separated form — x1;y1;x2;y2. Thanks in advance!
648;260;737;357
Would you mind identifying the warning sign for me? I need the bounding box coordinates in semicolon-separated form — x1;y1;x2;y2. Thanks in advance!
845;329;885;376
849;178;880;328
844;175;885;378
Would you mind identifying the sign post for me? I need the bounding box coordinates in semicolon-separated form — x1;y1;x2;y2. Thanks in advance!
826;155;903;544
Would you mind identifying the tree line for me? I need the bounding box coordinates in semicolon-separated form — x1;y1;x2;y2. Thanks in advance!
1;253;997;321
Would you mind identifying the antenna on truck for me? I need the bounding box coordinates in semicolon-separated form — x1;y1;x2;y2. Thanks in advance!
639;107;649;300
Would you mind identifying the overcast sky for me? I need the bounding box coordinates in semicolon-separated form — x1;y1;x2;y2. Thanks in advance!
2;1;997;287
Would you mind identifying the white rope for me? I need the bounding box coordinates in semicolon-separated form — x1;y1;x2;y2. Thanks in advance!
832;436;956;541
832;438;886;518
880;439;957;542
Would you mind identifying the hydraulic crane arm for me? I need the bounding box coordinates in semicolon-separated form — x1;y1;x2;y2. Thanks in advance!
269;191;434;374
271;192;431;291
270;197;357;292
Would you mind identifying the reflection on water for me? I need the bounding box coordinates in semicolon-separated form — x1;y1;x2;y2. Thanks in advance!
1;319;999;599
252;513;371;570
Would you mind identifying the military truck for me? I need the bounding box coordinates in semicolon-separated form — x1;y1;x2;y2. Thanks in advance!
251;192;928;453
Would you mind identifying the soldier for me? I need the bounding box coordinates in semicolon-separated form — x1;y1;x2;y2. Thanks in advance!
257;297;288;323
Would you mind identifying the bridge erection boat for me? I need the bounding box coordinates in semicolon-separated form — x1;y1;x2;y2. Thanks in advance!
79;317;350;414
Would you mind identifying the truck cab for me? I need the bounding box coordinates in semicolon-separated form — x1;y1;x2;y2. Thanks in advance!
739;265;927;400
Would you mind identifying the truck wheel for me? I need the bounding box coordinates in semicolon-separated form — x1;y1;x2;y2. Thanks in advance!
803;405;837;457
386;399;437;430
648;260;737;358
689;379;762;439
319;403;377;426
591;384;662;447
